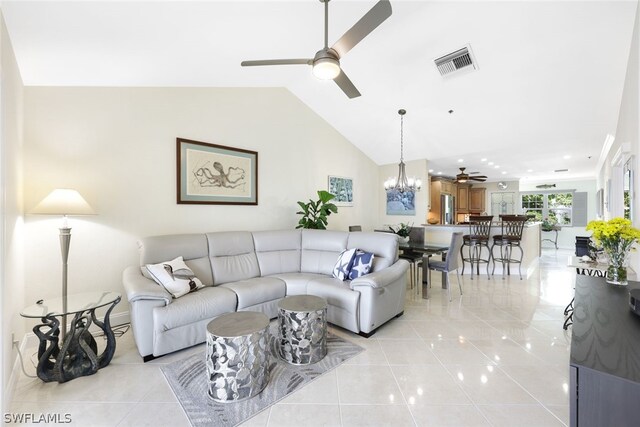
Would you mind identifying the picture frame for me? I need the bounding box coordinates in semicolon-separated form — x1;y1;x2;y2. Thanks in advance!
386;189;416;215
328;176;353;206
177;138;258;205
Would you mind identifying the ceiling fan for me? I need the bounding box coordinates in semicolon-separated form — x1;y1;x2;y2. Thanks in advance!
240;0;392;99
455;167;487;183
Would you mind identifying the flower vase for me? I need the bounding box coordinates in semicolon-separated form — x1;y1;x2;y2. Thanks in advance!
605;248;630;286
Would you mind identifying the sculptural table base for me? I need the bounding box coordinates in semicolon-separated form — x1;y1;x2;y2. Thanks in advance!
33;296;120;383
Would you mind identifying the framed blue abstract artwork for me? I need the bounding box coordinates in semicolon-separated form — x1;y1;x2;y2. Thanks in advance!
386;189;415;215
328;176;354;207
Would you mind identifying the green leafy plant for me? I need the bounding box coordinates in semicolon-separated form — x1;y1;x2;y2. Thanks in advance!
296;190;338;229
389;222;413;237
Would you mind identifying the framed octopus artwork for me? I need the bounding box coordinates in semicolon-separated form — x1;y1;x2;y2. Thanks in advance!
176;138;258;205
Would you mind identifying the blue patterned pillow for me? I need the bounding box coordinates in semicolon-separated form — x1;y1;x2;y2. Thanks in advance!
333;248;357;281
348;250;375;280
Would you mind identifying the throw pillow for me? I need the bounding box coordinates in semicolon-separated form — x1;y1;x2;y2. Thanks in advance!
333;248;357;281
145;256;204;298
348;250;375;280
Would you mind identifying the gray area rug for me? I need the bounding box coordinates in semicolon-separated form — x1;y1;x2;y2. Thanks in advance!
161;324;364;427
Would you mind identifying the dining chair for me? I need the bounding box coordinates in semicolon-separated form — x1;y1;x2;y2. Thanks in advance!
427;232;464;301
400;226;425;289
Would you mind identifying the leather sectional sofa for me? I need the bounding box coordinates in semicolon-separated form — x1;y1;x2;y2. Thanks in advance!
123;229;409;361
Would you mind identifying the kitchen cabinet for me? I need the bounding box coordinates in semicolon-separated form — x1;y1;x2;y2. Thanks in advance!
457;184;470;212
469;187;486;212
430;179;456;224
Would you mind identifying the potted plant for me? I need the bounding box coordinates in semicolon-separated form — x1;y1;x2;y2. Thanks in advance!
296;190;338;229
586;217;640;285
541;217;558;231
389;222;413;243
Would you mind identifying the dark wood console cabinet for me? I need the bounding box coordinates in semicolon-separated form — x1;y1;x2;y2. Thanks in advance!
570;275;640;426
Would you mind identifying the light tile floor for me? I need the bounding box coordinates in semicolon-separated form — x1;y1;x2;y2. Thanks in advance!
10;248;574;426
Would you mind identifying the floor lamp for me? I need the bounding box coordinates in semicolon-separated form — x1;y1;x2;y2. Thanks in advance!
31;189;95;340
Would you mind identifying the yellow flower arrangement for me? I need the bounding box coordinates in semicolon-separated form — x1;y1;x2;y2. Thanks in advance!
586;218;640;284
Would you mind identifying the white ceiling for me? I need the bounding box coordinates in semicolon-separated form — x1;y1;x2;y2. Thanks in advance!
3;0;637;182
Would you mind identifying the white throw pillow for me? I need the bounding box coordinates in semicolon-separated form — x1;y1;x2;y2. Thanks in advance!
333;248;357;281
145;256;204;298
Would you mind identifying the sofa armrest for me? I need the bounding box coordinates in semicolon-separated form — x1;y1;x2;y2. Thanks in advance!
350;259;409;289
123;265;171;304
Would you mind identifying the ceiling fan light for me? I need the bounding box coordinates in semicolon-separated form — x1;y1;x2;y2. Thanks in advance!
312;58;340;80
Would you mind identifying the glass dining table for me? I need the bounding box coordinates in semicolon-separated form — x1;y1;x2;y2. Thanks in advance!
398;241;450;299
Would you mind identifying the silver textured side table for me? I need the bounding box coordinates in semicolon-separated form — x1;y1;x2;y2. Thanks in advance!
205;311;270;402
277;295;327;365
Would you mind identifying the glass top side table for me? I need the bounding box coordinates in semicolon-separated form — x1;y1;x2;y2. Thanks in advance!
20;291;121;383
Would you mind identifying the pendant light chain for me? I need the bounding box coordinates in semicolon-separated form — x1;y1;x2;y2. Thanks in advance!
383;108;422;193
400;113;404;163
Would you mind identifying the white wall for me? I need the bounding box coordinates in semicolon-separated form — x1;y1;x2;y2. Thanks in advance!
22;87;380;319
378;159;429;229
520;179;597;250
0;12;24;414
597;2;639;271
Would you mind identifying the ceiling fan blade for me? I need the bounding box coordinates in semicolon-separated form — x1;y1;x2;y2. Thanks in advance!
331;0;392;58
334;70;361;98
241;59;312;67
470;175;487;179
470;177;487;182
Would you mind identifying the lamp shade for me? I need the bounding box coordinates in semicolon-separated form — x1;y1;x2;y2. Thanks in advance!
31;189;95;215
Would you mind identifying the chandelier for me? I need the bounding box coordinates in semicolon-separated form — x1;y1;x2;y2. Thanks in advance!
383;109;422;193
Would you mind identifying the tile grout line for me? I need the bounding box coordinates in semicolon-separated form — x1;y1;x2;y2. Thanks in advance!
381;333;418;427
407;320;495;427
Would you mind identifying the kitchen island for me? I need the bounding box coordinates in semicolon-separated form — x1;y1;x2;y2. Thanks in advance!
422;222;541;277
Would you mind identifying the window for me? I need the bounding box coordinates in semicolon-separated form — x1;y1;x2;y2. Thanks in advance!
521;192;573;225
522;194;543;221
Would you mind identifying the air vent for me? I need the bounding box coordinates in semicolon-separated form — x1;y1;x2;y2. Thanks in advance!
434;45;477;76
554;169;569;173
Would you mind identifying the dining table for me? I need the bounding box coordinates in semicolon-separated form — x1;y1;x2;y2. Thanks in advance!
398;241;449;299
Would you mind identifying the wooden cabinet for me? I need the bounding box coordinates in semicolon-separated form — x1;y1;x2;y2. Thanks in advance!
457;184;470;212
441;181;455;194
469;188;486;213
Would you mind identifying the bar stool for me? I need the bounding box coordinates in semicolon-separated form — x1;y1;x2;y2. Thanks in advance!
460;215;493;279
491;215;528;279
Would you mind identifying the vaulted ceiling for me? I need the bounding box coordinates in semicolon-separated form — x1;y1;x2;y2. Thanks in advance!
3;0;637;182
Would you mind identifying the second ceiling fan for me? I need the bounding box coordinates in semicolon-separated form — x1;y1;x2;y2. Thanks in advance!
240;0;392;99
455;168;487;183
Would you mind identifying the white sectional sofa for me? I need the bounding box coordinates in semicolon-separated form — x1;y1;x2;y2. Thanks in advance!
123;229;409;361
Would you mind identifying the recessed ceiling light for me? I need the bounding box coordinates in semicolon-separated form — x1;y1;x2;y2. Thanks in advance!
437;171;442;175
481;158;487;162
527;169;533;172
494;165;500;169
501;171;507;175
457;159;464;163
488;162;494;165
428;169;434;173
563;155;571;159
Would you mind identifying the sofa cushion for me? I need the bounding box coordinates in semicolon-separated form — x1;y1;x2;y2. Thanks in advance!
139;234;213;286
145;256;205;298
301;230;348;275
268;272;328;295
252;230;302;276
152;286;237;331
346;232;398;272
206;231;260;285
306;277;360;312
220;277;286;310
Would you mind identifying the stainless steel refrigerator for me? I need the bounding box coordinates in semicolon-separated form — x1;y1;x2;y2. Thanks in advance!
440;194;455;224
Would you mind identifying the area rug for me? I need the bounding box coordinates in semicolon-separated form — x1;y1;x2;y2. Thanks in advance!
161;324;364;427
